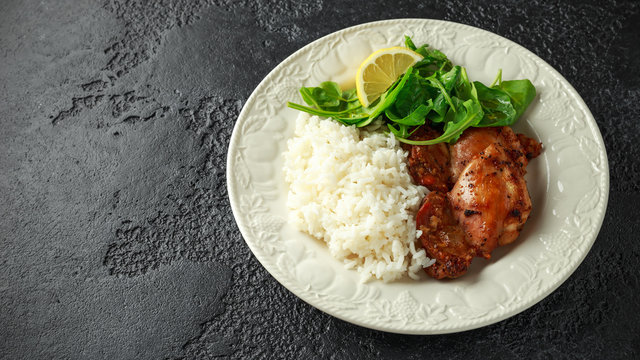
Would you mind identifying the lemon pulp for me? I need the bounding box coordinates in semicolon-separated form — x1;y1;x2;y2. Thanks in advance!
355;47;423;107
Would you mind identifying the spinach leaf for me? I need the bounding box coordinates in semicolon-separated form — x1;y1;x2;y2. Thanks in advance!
474;81;517;127
391;72;437;117
496;79;536;119
320;81;342;101
474;70;535;126
300;85;338;108
429;92;449;123
342;88;359;102
288;81;364;122
299;87;322;108
299;81;357;110
386;101;433;126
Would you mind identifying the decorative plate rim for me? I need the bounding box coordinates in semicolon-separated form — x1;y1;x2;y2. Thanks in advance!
226;18;609;334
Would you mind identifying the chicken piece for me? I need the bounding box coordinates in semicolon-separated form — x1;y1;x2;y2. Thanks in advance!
411;126;543;278
404;126;452;192
416;191;475;279
450;127;531;182
447;142;532;258
517;133;543;160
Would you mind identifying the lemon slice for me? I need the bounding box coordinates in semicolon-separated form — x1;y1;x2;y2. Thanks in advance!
355;46;423;107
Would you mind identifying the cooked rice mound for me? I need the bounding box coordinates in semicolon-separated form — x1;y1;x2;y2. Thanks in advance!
283;114;434;282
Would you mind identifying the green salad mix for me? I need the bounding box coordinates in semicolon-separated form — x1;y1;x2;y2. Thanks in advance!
287;36;536;145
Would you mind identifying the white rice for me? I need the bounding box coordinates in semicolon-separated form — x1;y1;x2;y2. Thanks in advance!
283;114;434;282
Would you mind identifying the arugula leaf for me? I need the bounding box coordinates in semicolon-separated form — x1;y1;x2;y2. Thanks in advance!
442;99;484;142
404;35;417;50
287;102;357;117
387;123;410;139
386;101;433;126
397;99;483;145
490;69;502;87
404;35;453;77
335;114;370;125
454;67;478;102
430;66;478;124
438;65;462;93
428;77;456;113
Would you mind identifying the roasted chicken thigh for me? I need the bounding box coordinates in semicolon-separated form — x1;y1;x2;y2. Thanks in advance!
411;125;542;279
448;142;532;258
416;192;474;279
404;127;452;192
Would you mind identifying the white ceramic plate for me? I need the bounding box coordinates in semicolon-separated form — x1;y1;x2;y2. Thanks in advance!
227;19;609;334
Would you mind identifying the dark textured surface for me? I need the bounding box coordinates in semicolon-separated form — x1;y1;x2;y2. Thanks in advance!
1;0;639;358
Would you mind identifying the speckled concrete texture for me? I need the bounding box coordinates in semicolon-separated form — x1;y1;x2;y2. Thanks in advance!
1;0;639;359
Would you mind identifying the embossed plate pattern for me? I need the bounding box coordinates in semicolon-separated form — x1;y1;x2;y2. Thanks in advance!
227;19;609;334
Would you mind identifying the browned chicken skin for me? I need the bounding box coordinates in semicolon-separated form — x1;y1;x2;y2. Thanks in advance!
404;127;452;192
410;125;542;279
448;142;532;258
450;126;529;181
417;192;474;279
517;133;543;160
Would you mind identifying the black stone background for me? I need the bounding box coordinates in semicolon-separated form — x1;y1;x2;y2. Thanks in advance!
1;0;639;358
